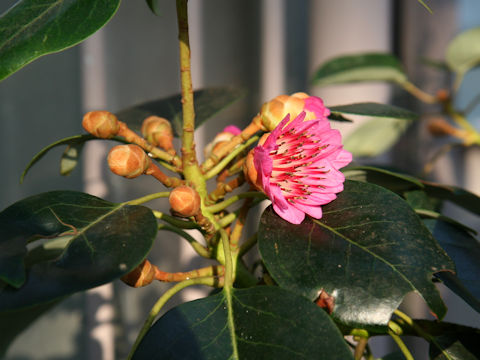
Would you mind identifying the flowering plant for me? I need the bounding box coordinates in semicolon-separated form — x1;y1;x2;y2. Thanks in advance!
1;1;480;359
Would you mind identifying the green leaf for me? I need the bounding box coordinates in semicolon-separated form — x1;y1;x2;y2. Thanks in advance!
0;191;156;309
329;102;418;121
60;141;85;176
312;53;407;86
145;0;161;15
116;87;246;137
258;180;454;329
423;322;480;360
328;103;417;158
0;0;120;81
343;165;424;192
430;334;480;360
423;181;480;217
0;299;60;356
344;117;411;157
424;219;480;312
21;134;95;182
446;27;480;86
133;286;353;360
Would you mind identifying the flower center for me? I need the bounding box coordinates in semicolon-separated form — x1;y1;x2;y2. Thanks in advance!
269;127;329;202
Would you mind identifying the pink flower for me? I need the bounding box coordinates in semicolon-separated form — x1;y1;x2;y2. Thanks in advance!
223;125;242;136
252;111;352;224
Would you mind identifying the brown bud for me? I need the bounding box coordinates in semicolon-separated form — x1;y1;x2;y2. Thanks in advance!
82;111;119;138
315;289;335;314
169;186;201;217
108;144;150;178
243;133;270;191
141;116;174;151
427;118;459;137
436;89;450;103
257;92;310;131
121;260;156;288
204;131;236;158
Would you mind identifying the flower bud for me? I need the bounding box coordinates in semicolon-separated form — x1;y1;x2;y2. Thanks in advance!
82;111;120;138
243;133;269;191
108;144;150;178
141;116;174;151
121;260;156;288
204;125;242;158
427;118;459;137
257;92;330;131
169;186;201;217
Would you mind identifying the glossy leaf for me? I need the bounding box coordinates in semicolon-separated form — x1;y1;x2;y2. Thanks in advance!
0;0;120;81
146;0;161;15
133;286;353;360
328;103;417;158
423;180;480;217
312;53;407;86
424;219;480;312
21;134;94;182
423;322;480;360
446;27;480;86
0;191;156;309
329;102;418;121
258;180;454;329
343;117;411;157
343;165;424;192
116;87;246;137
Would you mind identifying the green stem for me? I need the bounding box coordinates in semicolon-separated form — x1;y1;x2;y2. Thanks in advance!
206;192;266;213
158;224;211;258
153;210;201;229
127;277;220;360
239;233;257;257
394;310;453;360
205;136;259;180
125;192;170;206
175;0;216;230
219;228;239;359
401;80;437;104
217;212;237;228
388;320;414;360
354;337;368;360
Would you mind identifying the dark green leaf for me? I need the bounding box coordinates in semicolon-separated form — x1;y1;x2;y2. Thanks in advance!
258;180;454;329
116;87;246;137
21;134;94;183
446;27;480;86
379;352;407;360
0;299;60;356
146;0;161;15
0;0;120;81
0;191;156;309
343;165;424;193
133;286;353;360
423;180;480;217
426;323;480;360
329;103;418;121
417;210;476;235
405;191;439;211
424;219;480;312
328;103;417;158
312;53;407;86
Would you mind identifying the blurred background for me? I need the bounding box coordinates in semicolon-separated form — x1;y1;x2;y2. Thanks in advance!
1;0;479;358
